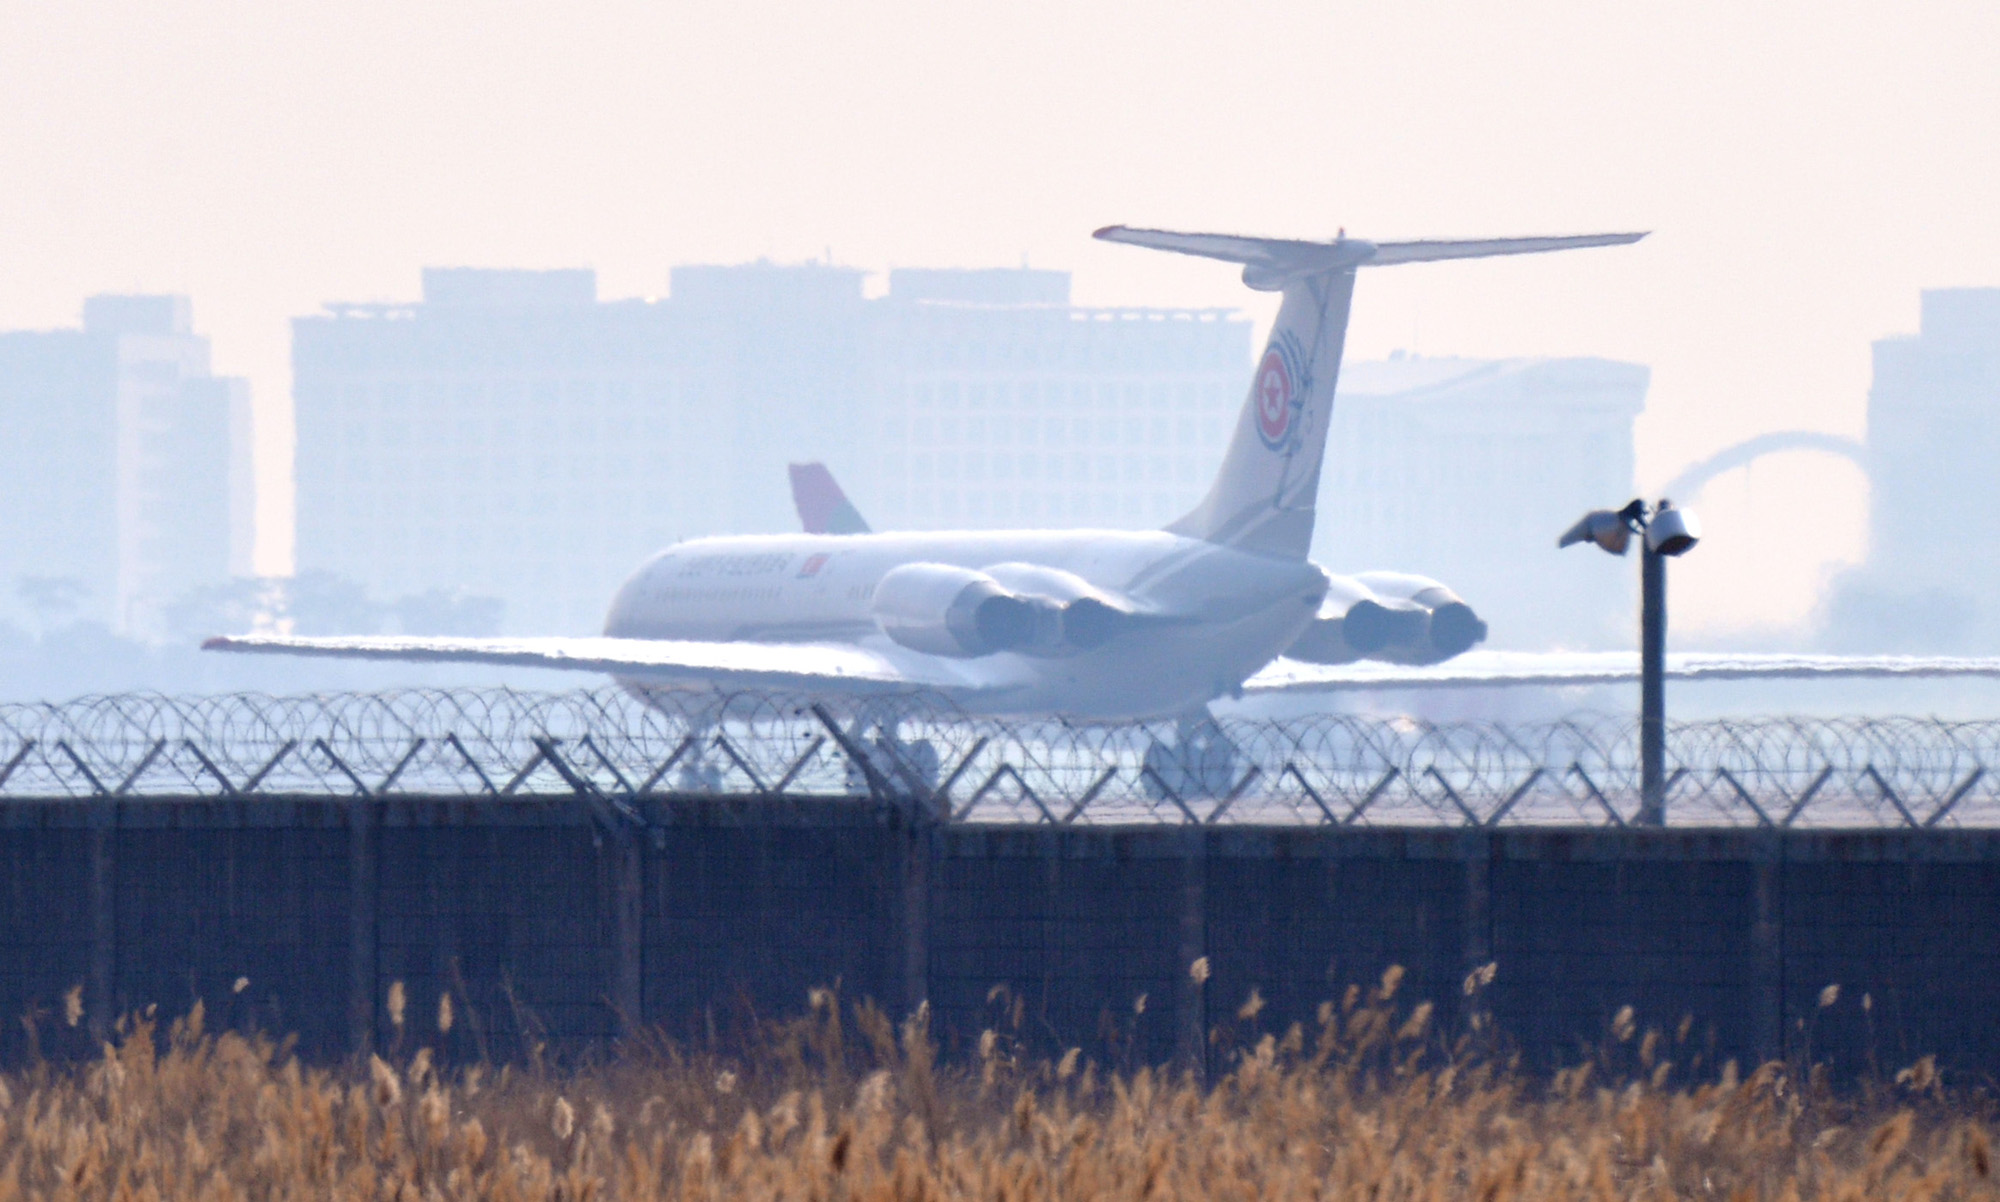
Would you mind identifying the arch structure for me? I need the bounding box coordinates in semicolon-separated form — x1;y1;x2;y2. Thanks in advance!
1658;431;1867;503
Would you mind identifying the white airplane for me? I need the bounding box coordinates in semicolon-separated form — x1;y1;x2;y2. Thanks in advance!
207;226;2000;718
787;460;1487;667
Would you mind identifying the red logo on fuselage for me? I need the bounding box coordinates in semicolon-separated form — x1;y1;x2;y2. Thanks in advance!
798;553;829;578
1254;348;1294;448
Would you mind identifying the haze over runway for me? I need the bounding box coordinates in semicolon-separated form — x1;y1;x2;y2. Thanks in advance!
4;0;1997;638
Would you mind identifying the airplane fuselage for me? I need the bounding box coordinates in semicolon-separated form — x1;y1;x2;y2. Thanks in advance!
604;529;1328;718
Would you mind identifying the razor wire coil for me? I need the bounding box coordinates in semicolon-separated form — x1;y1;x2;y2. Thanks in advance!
0;689;1997;829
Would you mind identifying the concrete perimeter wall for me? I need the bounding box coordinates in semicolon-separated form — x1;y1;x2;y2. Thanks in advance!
1;795;1995;1079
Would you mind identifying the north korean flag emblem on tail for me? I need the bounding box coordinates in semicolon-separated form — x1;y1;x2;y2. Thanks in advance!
1254;340;1300;450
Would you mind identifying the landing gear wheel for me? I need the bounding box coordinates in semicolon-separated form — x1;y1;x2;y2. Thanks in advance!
841;717;941;796
1142;714;1240;800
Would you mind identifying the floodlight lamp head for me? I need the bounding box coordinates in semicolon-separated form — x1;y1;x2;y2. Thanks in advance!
1558;509;1632;556
1645;500;1701;556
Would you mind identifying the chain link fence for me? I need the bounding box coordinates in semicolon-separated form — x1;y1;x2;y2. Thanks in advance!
1;689;1996;828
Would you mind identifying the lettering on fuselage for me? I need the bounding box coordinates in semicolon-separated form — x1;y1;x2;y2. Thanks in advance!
636;549;848;628
675;552;795;579
648;585;786;605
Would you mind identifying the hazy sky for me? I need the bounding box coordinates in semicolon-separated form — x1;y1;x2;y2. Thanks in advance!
4;0;1997;636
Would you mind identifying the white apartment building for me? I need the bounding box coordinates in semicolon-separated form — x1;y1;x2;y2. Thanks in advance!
0;296;251;636
291;265;1250;635
1824;288;2000;651
1319;355;1649;650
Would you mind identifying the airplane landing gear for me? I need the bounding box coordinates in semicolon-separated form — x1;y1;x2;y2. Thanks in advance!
1142;711;1241;801
841;711;941;797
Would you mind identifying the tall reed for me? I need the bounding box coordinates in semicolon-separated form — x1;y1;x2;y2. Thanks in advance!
0;968;1988;1201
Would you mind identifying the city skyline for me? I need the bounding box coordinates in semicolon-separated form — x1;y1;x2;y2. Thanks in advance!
0;238;1960;641
5;263;1991;657
6;1;1997;638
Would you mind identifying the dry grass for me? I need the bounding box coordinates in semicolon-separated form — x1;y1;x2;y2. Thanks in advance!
0;969;1992;1201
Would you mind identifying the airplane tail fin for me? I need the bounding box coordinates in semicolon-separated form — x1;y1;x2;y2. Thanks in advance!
1094;226;1645;559
789;462;873;535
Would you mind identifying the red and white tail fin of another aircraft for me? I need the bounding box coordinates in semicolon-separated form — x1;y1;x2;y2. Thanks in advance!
789;462;872;535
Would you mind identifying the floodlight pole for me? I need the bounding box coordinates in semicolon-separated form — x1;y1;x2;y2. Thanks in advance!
1560;496;1698;828
1638;542;1667;827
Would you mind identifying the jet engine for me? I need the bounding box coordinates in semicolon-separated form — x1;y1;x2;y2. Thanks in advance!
871;563;1051;658
871;561;1146;658
981;562;1141;652
1357;572;1488;661
1284;571;1488;666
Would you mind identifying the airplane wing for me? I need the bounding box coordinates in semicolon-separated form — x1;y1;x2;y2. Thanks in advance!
1244;650;2000;694
208;636;2000;703
202;633;994;696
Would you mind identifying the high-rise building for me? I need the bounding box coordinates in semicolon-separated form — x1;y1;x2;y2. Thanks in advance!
0;296;251;636
290;265;1250;634
1827;288;2000;651
856;269;1246;531
1317;355;1649;649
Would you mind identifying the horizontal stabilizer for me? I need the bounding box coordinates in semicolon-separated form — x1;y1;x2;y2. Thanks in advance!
1094;226;1646;282
1093;227;1359;272
1368;232;1649;265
